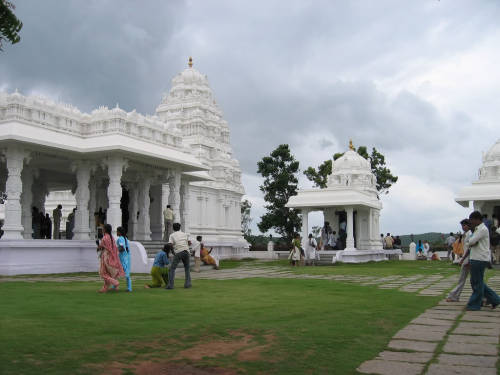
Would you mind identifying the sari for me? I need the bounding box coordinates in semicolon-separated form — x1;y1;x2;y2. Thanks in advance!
99;233;125;289
200;247;217;267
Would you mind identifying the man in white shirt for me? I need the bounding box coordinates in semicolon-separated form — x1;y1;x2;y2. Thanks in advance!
166;222;192;289
466;211;500;311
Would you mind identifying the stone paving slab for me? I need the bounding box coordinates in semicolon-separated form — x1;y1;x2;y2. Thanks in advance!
447;334;499;345
357;359;424;375
437;353;497;368
403;324;449;333
455;321;500;332
443;342;498;356
461;314;500;323
388;339;437;352
452;326;499;337
411;317;454;327
420;311;461;320
430;305;466;311
376;351;433;363
393;329;446;342
426;363;497;375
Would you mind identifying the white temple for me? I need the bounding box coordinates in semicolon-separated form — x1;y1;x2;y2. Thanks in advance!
0;58;249;274
455;138;500;219
286;142;394;263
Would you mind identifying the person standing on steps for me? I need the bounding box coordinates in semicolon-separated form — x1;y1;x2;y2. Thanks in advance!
466;211;500;311
166;222;192;290
52;204;62;239
163;204;174;241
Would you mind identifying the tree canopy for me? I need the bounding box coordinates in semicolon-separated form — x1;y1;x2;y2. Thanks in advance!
304;146;398;194
0;1;23;51
257;144;301;240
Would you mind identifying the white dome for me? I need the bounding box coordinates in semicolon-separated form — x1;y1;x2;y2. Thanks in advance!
479;139;500;181
332;149;371;173
327;147;376;190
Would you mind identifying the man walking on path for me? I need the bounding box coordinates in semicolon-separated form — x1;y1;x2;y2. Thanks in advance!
166;222;192;289
466;211;500;311
445;232;456;261
52;204;62;240
446;219;472;302
163;205;174;241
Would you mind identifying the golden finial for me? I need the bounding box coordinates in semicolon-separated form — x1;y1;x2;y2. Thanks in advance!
349;139;355;151
188;56;193;68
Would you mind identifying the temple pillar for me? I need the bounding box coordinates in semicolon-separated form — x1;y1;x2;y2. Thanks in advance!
73;161;92;240
301;208;309;249
168;170;181;225
103;156;127;233
180;181;190;234
149;184;163;240
88;177;97;239
21;167;34;239
136;176;151;240
127;184;138;240
346;207;355;250
2;146;29;239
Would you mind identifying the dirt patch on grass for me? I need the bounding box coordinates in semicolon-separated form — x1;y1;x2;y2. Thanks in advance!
94;330;276;374
179;331;253;361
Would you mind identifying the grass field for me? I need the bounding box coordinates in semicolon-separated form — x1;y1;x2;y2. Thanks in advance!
0;262;457;375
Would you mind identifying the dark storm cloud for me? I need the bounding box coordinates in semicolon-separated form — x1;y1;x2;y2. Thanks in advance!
1;0;187;112
1;0;499;235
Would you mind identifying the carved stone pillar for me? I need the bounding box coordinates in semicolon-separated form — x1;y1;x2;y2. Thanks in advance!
127;184;138;240
180;181;190;234
88;177;97;239
168;171;181;225
21;167;34;239
301;209;309;249
73;161;92;240
103;156;127;233
346;207;355;250
149;184;163;240
2;146;29;239
136;176;151;241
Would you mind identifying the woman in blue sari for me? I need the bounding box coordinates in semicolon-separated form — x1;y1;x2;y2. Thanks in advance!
116;226;132;292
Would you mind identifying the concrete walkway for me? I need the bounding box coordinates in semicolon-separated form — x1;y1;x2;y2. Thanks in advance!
358;274;500;375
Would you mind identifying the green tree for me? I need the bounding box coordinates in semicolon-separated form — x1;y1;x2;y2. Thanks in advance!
241;199;252;239
304;146;398;194
257;144;302;240
0;1;23;51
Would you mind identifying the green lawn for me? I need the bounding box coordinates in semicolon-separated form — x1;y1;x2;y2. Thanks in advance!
0;267;445;375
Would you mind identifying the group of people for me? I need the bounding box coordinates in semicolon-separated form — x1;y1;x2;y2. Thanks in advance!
319;222;342;250
97;219;220;293
31;206;53;239
445;211;500;311
381;233;402;249
288;233;321;266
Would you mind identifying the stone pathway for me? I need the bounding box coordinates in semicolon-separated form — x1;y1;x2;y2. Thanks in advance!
358;274;500;375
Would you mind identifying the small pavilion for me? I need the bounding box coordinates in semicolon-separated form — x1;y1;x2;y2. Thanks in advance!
286;141;390;263
456;138;500;219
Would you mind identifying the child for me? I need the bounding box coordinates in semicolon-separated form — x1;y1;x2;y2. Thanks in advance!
192;235;202;272
289;234;301;267
116;226;132;292
144;243;171;288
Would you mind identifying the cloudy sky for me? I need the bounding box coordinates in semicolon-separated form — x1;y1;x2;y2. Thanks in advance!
1;0;499;235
